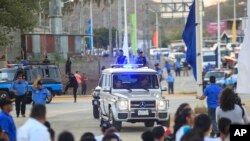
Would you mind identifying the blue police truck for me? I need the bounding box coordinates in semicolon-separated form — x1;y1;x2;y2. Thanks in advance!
0;63;62;104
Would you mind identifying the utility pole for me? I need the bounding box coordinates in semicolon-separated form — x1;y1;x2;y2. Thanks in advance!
146;2;150;55
118;0;123;49
217;0;221;68
109;0;113;57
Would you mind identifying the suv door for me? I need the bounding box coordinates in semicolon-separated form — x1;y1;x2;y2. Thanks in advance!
100;74;111;116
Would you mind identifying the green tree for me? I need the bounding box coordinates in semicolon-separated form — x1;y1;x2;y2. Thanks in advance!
92;27;117;49
0;0;48;46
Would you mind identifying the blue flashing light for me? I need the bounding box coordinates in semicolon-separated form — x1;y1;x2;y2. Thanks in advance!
123;64;133;69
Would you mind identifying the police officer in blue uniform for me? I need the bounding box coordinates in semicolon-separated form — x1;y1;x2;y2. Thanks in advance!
136;50;147;67
116;50;127;64
32;76;52;105
10;74;28;117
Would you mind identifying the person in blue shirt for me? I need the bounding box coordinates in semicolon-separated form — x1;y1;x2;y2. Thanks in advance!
116;50;127;64
0;98;16;141
32;76;52;105
10;74;28;117
167;73;175;94
165;61;171;74
196;76;222;137
155;63;163;81
205;63;213;72
136;50;147;67
175;58;182;77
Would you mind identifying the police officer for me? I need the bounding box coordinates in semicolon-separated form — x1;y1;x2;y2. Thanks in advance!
116;50;127;64
10;74;28;117
155;63;163;81
136;50;147;67
32;76;52;105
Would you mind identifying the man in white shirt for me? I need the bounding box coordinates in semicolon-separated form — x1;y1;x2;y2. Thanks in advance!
17;105;51;141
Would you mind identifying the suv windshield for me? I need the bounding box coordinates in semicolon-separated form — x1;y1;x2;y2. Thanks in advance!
0;70;16;82
203;55;216;62
113;73;159;89
205;71;225;79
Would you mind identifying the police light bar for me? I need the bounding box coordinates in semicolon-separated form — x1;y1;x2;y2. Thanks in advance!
110;64;144;69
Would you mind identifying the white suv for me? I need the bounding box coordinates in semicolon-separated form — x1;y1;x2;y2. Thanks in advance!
97;65;170;131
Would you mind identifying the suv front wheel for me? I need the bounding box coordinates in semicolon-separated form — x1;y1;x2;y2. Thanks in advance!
0;90;9;99
109;109;122;132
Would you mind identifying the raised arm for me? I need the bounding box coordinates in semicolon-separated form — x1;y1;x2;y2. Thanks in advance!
32;75;41;89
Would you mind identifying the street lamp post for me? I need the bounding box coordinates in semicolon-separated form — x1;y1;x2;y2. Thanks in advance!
217;0;221;68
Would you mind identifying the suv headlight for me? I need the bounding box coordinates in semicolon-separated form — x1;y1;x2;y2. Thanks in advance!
117;100;128;111
158;100;167;110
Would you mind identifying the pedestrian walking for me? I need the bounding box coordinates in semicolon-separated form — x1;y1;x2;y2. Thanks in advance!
167;73;175;94
116;50;127;64
81;73;88;95
17;105;51;141
175;59;182;77
10;74;28;117
155;63;163;81
65;57;72;75
196;76;222;137
32;76;52;105
183;61;189;76
0;98;16;141
64;73;78;103
165;61;171;74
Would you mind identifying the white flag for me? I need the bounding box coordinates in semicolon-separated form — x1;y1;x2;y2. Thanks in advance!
237;0;250;94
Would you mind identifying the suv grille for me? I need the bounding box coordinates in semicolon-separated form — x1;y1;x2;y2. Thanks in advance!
130;100;156;109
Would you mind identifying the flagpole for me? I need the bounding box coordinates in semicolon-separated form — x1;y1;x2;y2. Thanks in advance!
195;0;203;96
134;0;137;51
123;0;130;63
217;0;221;68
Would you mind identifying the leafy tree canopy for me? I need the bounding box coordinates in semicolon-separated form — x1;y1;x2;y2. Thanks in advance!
0;0;49;46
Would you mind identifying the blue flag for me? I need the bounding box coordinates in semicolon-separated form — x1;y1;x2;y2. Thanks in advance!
87;19;92;49
182;1;197;80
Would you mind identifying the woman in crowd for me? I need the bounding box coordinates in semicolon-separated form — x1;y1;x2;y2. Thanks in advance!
216;88;249;124
173;106;195;141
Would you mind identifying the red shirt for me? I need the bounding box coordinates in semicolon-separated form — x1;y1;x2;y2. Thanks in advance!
74;73;82;84
81;75;88;84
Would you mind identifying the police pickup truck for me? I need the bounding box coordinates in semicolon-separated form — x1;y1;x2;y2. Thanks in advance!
0;63;62;103
93;64;170;131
